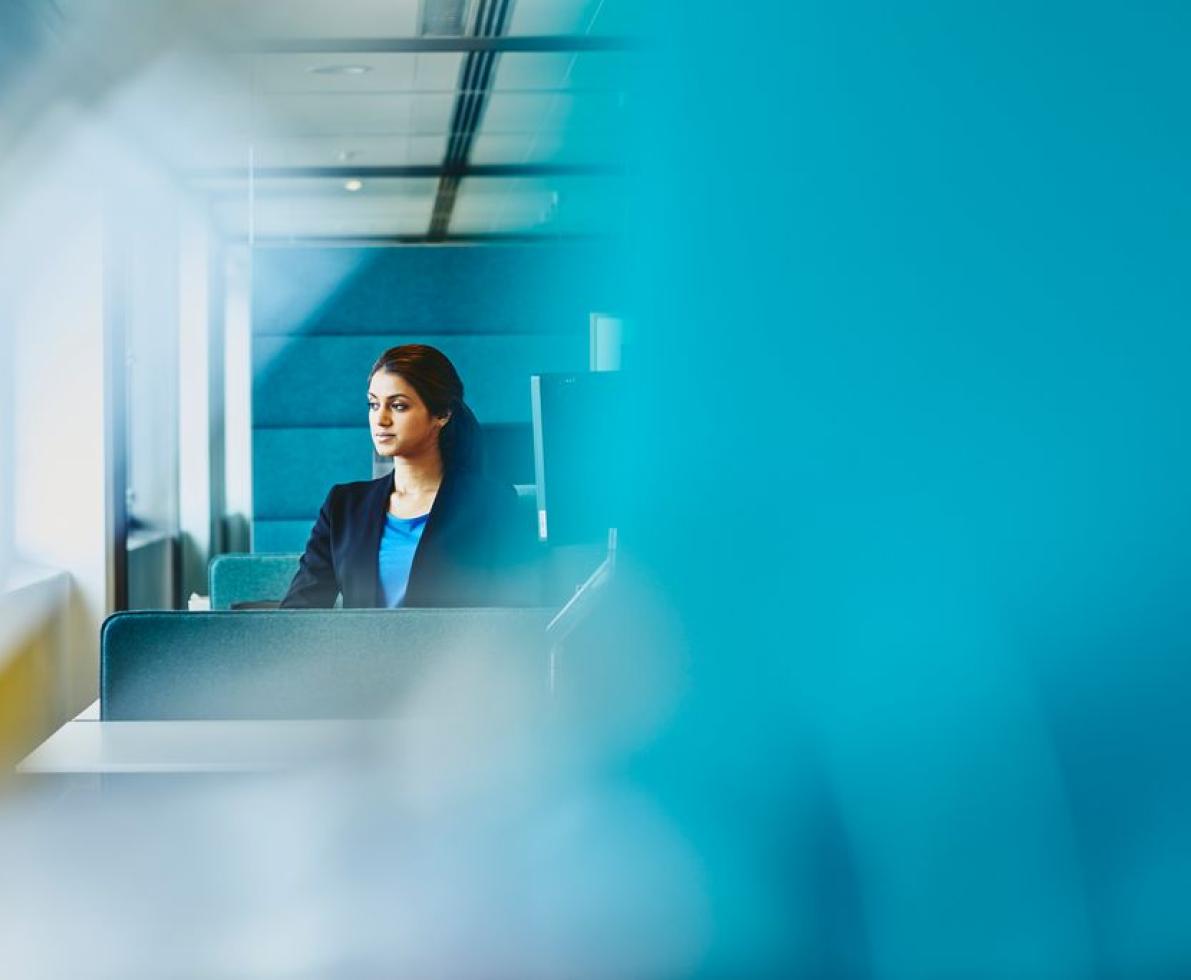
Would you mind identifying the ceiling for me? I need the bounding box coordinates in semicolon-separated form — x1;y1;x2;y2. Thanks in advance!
73;0;638;242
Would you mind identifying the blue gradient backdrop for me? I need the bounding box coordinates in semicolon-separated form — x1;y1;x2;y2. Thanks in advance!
616;3;1191;975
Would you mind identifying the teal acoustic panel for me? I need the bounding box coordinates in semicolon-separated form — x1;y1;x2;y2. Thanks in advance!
254;520;316;554
253;427;372;520
253;333;585;427
252;244;616;336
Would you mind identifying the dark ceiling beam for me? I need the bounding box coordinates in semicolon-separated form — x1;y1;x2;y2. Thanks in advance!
188;163;623;182
428;0;515;240
239;35;638;54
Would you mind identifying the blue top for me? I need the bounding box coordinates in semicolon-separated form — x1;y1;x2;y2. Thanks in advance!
377;511;429;608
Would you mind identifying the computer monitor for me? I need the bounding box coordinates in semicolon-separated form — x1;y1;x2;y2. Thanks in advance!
530;372;623;545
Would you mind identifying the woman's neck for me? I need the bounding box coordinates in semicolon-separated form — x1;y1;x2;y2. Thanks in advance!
390;452;443;496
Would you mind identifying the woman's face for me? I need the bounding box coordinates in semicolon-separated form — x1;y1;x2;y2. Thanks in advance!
367;371;446;459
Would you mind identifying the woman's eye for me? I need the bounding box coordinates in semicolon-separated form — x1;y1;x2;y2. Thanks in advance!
368;404;379;412
394;404;408;412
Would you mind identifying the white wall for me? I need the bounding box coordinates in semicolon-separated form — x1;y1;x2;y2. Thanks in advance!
9;167;112;712
177;205;213;598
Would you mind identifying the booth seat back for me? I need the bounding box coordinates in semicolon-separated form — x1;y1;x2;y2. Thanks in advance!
100;608;552;720
208;553;303;610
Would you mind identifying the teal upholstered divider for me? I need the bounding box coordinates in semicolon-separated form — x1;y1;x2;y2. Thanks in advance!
100;608;552;719
252;245;612;336
254;521;320;554
250;244;618;552
252;428;374;520
254;334;585;427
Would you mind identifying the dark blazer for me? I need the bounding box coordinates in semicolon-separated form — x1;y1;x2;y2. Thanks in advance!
281;469;535;608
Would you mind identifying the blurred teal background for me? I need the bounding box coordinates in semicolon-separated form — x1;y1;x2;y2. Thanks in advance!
1;1;1189;974
619;2;1191;975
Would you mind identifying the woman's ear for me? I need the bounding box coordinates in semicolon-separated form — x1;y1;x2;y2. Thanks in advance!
436;410;452;429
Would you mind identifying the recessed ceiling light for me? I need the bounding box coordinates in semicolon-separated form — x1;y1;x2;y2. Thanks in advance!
309;64;372;76
344;179;364;192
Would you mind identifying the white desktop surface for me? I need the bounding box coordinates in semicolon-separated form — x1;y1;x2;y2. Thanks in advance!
18;718;393;775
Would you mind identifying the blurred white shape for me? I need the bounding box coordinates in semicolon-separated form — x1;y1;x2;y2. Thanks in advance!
0;584;705;977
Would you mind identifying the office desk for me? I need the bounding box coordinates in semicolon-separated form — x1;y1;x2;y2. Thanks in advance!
18;717;396;777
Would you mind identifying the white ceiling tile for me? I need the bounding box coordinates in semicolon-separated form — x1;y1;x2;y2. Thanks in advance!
471;88;625;163
212;174;625;237
244;213;433;237
489;52;635;98
252;53;418;94
450;180;518;234
233;0;421;39
451;177;559;234
453;176;624;235
245;176;438;198
411;93;457;134
248;134;447;167
253;93;419;136
413;53;465;92
251;90;457;138
403;133;450;164
468;131;565;165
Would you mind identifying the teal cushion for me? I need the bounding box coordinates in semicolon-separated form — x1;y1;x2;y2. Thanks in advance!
209;553;303;610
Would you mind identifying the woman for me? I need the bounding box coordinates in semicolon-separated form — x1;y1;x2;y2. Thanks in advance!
281;344;533;608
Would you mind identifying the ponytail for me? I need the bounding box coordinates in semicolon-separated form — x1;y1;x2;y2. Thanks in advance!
441;398;484;476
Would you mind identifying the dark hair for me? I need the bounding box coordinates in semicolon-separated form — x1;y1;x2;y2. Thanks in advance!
368;344;483;474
